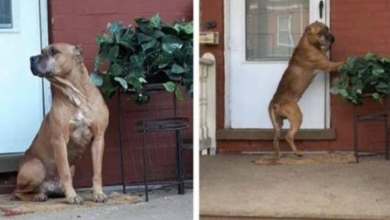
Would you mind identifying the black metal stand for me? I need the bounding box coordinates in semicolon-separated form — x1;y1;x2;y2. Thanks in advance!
353;95;390;163
117;85;189;201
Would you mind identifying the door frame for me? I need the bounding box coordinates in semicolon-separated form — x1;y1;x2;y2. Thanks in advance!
0;0;49;173
224;0;331;129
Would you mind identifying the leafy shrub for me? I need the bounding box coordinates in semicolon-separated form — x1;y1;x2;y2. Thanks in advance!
331;53;390;105
90;14;193;103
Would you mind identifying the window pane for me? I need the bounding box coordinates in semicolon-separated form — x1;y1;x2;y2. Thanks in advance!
0;0;12;29
246;0;309;61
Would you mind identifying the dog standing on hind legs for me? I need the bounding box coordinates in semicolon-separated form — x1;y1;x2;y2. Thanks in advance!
13;43;109;204
266;21;344;159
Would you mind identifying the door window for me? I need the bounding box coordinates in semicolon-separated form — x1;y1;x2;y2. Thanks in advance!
0;0;12;28
245;0;309;61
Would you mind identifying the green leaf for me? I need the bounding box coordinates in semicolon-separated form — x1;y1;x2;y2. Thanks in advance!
158;52;172;68
372;66;385;75
171;63;186;74
96;34;113;44
376;82;388;89
139;77;147;83
94;54;104;71
130;54;145;67
101;74;116;99
161;24;179;36
141;38;157;52
339;89;348;97
175;87;184;101
117;29;135;50
108;63;122;76
137;32;154;43
372;93;380;99
364;52;377;60
174;22;193;35
108;45;119;61
108;22;123;37
90;72;103;86
330;87;339;94
150;14;161;29
162;35;183;54
135;18;154;35
152;30;165;38
114;77;128;90
162;81;176;92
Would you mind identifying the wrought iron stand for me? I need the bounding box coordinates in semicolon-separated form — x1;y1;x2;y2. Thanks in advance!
117;85;189;201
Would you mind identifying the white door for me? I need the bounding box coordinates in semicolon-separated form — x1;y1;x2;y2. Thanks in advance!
0;0;48;154
228;0;330;129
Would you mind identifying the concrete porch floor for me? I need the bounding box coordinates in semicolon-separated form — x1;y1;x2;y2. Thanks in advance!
4;187;193;220
200;154;390;220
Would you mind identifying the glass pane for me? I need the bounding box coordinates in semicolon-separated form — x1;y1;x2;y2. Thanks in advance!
246;0;309;61
0;0;12;29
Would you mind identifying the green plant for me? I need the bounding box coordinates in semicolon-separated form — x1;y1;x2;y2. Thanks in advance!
90;14;193;102
331;52;390;105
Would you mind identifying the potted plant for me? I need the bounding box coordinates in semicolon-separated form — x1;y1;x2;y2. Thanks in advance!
331;52;390;105
90;14;193;104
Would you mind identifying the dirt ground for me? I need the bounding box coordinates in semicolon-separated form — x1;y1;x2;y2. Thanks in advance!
200;154;390;220
1;187;193;220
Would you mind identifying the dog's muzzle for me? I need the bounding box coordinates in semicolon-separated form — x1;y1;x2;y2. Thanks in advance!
30;55;41;76
30;55;50;77
327;33;335;44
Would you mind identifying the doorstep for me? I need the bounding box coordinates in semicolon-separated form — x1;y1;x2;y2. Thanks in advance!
216;129;336;140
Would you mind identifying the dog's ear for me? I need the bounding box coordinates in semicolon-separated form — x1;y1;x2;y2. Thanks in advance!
305;25;311;34
74;44;83;63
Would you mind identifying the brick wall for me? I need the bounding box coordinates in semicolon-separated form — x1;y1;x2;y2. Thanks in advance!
49;0;194;187
201;0;390;153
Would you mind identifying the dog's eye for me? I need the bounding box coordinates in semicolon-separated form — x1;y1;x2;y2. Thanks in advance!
49;47;58;56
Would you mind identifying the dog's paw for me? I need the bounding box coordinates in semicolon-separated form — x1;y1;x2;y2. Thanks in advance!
33;193;48;202
93;192;108;203
295;152;303;157
66;195;83;205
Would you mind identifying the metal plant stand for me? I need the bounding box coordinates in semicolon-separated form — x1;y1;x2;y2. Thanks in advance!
353;94;389;163
117;85;189;202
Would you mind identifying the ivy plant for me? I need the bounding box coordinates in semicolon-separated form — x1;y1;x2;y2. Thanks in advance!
331;52;390;105
90;14;193;103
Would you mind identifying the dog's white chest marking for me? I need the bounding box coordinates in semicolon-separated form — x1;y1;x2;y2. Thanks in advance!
70;111;92;141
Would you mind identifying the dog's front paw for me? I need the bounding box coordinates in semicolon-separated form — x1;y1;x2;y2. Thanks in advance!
67;195;83;205
33;193;48;202
295;152;303;157
93;192;107;203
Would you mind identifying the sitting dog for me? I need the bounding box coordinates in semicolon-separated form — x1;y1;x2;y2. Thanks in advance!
13;43;109;204
268;21;344;159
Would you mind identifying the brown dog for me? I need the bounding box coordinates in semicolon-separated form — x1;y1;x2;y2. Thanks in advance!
268;21;344;159
13;43;109;204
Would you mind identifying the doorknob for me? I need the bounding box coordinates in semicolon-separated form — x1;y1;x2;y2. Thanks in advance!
319;0;324;19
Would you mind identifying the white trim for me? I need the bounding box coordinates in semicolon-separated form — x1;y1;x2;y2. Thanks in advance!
0;0;20;33
325;0;331;129
38;0;51;115
224;0;231;128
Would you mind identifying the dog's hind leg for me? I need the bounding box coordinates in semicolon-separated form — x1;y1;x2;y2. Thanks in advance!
281;102;303;157
269;104;284;159
14;157;47;201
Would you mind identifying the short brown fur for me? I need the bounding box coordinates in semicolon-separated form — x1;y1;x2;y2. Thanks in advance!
14;43;109;204
266;21;344;159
